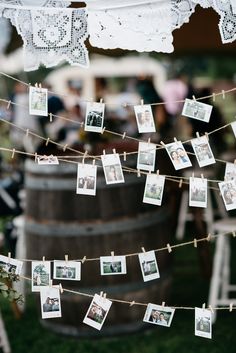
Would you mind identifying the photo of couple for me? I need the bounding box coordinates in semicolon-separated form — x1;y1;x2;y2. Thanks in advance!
166;142;192;170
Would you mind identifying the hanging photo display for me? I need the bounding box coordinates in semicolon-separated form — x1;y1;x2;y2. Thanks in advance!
143;174;165;206
165;141;192;170
137;142;156;172
101;153;124;185
76;163;97;196
224;162;236;181
84;102;105;133
32;261;51;292
218;180;236;211
195;307;212;339
37;155;59;165
83;293;112;331
182;99;212;123
0;255;23;276
29;86;48;117
143;303;175;327
138;250;160;282
100;255;127;275
40;285;62;319
53;261;81;281
189;177;207;208
191;135;215;168
134;104;156;133
231;121;236;138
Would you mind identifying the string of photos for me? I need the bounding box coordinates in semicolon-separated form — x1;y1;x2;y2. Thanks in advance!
0;72;236;211
0;0;235;71
1;229;236;338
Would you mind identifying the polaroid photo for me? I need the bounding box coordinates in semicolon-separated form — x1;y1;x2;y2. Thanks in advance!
143;303;175;327
137;142;156;172
182;98;212;123
84;102;105;133
83;293;112;331
0;255;23;276
101;153;124;185
224;162;236;181
191;135;215;168
195;307;212;339
189;177;207;208
100;256;127;275
37;155;59;165
218;180;236;211
29;86;48;117
40;285;62;319
32;261;51;292
53;261;81;281
77;163;97;196
143;174;165;206
134;104;156;133
138;250;160;282
165;141;192;171
231;121;236;138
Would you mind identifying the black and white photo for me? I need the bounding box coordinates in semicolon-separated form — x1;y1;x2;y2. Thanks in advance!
32;261;51;292
195;307;212;339
191;135;215;168
182;98;212;123
138;250;160;282
100;256;127;275
40;286;62;319
53;261;81;281
37;155;59;165
101;153;124;185
0;255;23;276
134;104;156;133
165;141;192;170
143;303;175;327
77;163;97;196
189;177;207;208
219;180;236;211
137;142;156;172
143;174;165;206
83;293;112;330
29;86;48;116
84;102;105;133
224;162;236;181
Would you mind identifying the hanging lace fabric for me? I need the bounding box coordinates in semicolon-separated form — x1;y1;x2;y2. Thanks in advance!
86;0;174;53
0;17;11;54
0;1;89;71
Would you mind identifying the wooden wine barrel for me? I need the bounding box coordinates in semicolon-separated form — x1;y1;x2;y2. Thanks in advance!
25;157;174;337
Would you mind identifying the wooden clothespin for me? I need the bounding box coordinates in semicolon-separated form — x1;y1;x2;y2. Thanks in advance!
49;280;53;288
112;148;116;154
122;132;126;139
7;100;11;110
35;83;38;89
205;132;209;141
137;169;141;178
101;126;106;134
92;159;96;166
103;149;106;156
212;92;216;102
222;90;225;100
192;172;195;181
196;132;200;140
207;233;212;242
160;141;165;148
208;305;214;314
11;148;15;159
81;256;86;264
26;128;29;137
179;179;183;188
167;243;172;253
232;231;236;238
63;144;68;152
100;98;103;104
45;137;50;146
173;137;178;143
141;99;144;106
192;95;196;101
8;252;11;263
59;283;64;294
111;251;115;261
34;152;38;163
202;303;206;309
156;170;159;177
229;303;233;312
123;152;127;162
194;238;197;248
99;291;104;299
39;83;42;92
162;301;165;308
141;247;146;254
42;256;45;263
234;159;236;165
82;150;88;164
49;113;53;122
201;174;204;181
65;255;68;264
147;138;151;146
129;300;135;307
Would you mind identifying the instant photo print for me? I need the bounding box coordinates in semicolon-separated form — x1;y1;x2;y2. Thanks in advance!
143;303;175;327
138;250;160;282
100;256;127;275
143;174;165;206
134;104;156;133
224;162;236;181
40;285;62;319
195;307;212;339
165;141;192;170
182;98;212;123
137;142;156;172
32;261;51;292
189;177;207;208
29;86;48;116
101;153;124;185
219;180;236;211
53;261;81;281
84;102;105;133
191;135;215;168
37;155;59;165
0;255;23;276
83;293;112;330
77;163;97;196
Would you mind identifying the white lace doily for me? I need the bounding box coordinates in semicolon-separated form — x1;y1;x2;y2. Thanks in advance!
87;0;174;53
171;0;196;29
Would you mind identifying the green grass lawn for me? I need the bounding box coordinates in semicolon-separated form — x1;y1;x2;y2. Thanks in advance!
1;231;236;353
